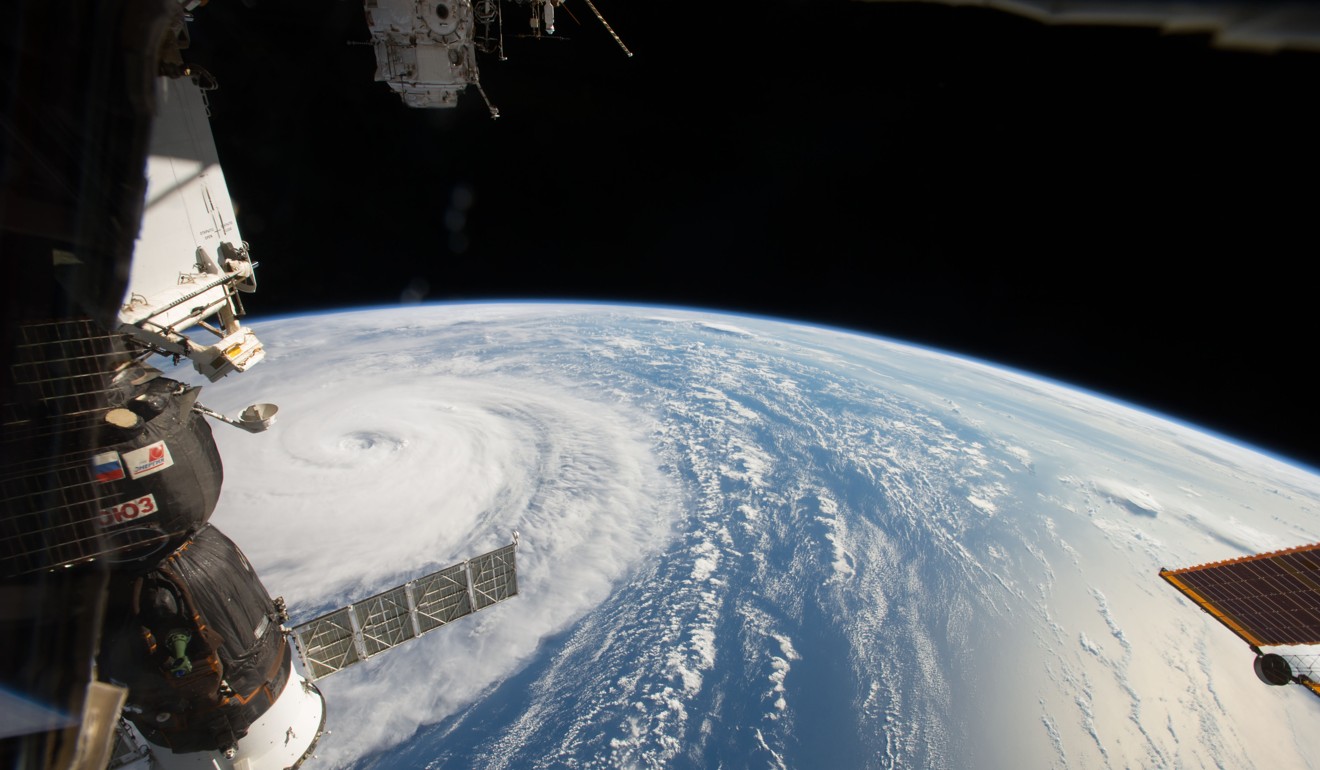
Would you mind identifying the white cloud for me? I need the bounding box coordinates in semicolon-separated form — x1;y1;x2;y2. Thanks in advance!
204;317;682;766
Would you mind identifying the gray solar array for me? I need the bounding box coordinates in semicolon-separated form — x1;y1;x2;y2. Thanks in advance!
292;541;519;680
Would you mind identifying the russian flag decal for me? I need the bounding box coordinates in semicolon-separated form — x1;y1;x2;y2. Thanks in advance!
91;451;125;483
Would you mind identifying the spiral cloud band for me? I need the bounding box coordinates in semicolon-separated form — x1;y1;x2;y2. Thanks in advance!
199;307;682;765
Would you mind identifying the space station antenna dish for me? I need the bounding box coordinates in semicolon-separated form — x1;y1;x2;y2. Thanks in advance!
193;402;279;433
238;403;279;431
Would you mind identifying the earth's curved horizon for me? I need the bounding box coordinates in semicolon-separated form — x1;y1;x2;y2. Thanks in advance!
261;300;1320;477
197;302;1320;768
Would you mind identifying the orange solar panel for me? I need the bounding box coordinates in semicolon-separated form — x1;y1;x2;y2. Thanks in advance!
1160;543;1320;648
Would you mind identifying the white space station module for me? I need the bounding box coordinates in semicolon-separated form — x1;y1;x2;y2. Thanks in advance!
116;83;263;384
0;8;518;770
365;0;633;115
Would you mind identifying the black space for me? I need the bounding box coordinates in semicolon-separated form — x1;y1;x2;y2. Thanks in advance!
183;1;1320;468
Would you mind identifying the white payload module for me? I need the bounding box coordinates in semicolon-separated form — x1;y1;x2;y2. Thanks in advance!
363;0;632;115
119;75;265;382
365;0;493;112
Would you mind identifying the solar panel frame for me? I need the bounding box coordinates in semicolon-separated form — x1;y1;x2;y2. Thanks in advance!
292;607;360;680
1160;542;1320;647
291;540;519;680
471;543;518;610
354;584;416;657
413;562;472;633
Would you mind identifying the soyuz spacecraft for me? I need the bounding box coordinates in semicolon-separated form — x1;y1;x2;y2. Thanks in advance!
1;4;521;769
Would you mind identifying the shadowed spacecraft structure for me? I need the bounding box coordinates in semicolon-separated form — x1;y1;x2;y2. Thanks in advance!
2;3;517;768
1161;543;1320;699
